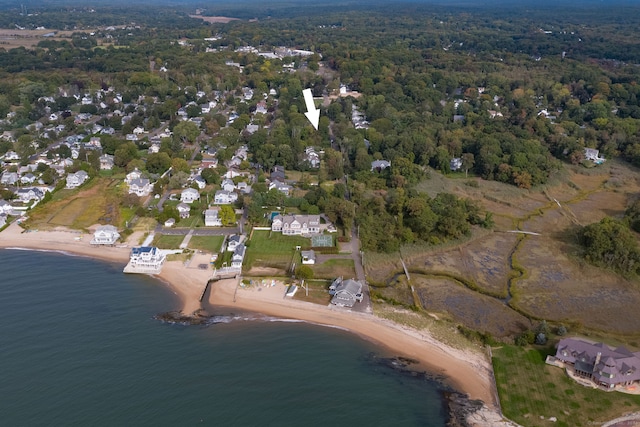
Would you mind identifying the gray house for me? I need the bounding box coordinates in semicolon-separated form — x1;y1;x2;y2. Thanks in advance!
329;277;363;307
551;337;640;390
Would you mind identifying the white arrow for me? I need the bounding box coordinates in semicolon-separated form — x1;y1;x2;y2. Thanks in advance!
303;88;319;130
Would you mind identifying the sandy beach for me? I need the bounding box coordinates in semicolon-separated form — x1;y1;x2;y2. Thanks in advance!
0;223;509;424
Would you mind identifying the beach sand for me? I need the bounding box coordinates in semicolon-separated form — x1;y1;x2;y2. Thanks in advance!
1;223;514;425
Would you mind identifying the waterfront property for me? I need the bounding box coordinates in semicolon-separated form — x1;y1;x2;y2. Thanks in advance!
90;225;120;245
329;277;363;307
123;246;166;274
231;243;246;269
547;337;640;391
271;214;320;236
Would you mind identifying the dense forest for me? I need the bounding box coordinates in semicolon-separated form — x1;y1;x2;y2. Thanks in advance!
1;2;640;251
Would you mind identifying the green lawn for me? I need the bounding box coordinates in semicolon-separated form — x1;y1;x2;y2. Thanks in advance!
152;234;185;249
189;235;224;253
244;230;310;270
176;215;204;228
492;344;640;427
312;258;356;279
293;279;332;305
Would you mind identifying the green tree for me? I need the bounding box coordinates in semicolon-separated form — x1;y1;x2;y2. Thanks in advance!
219;205;236;226
173;121;200;144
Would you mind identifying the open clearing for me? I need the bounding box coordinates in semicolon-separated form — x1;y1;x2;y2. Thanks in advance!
26;178;124;230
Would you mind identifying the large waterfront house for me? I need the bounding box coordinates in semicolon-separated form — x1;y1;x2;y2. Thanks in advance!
271;214;320;236
180;188;200;204
124;246;166;273
548;337;640;390
204;207;222;226
329;277;364;307
91;225;120;245
231;243;246;269
66;170;89;189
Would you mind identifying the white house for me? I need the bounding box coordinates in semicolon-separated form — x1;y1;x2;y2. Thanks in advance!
99;154;114;170
16;187;45;203
177;202;190;219
66;170;89;189
231;243;246;269
1;172;18;185
193;175;206;189
0;199;13;215
450;157;463;171
164;218;176;227
272;214;320;236
125;168;143;184
128;178;152;197
213;190;238;205
221;178;236;192
269;180;292;196
301;250;316;265
125;246;166;272
91;225;120;245
180;188;200;204
20;173;37;185
204;207;222;226
226;234;244;252
585;148;606;165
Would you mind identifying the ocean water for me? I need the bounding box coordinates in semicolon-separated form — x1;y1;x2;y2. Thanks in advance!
0;249;447;426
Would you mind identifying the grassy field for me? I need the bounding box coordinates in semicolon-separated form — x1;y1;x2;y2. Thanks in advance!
293;279;332;304
311;258;356;279
244;230;310;270
492;344;640;427
176;215;204;228
188;235;224;253
26;178;125;230
152;234;184;249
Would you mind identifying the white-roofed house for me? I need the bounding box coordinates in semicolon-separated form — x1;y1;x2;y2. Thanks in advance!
204;206;222;226
180;188;200;204
91;225;120;245
177;202;190;219
226;234;244;252
128;178;152;197
213;190;238;205
271;214;320;236
66;170;89;189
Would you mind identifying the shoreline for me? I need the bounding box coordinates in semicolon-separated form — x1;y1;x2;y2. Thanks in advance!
0;223;513;425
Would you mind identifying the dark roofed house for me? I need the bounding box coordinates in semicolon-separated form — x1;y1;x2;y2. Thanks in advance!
550;337;640;390
329;277;363;307
371;159;391;172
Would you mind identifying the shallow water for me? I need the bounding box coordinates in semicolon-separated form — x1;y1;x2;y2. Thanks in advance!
0;249;447;426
